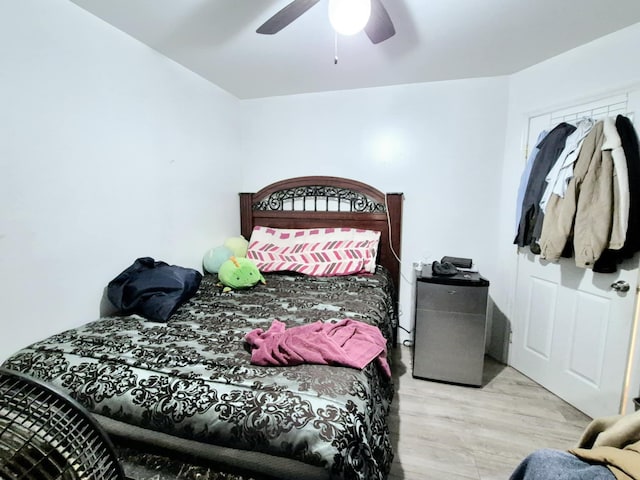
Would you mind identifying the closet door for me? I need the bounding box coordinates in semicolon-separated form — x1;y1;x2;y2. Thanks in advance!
511;98;639;418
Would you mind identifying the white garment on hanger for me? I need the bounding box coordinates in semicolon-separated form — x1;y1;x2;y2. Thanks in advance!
603;116;629;249
540;118;596;213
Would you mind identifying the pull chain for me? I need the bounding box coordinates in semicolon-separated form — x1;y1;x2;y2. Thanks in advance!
334;31;338;64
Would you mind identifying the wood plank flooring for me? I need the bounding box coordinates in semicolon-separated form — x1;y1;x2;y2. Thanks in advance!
388;346;592;480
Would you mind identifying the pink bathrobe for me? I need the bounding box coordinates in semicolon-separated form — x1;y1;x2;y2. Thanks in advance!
245;318;391;378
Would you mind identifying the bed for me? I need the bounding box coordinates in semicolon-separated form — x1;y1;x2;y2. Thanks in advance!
1;176;404;480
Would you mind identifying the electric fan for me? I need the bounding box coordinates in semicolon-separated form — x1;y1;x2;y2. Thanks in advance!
0;368;125;480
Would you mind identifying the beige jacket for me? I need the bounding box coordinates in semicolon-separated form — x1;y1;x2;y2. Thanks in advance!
539;121;621;267
570;411;640;480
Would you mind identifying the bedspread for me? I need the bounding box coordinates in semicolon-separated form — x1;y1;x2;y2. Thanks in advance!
2;268;397;480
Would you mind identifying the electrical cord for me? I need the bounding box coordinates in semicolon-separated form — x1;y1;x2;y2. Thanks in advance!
398;324;411;335
384;193;413;286
384;193;416;341
397;315;413;347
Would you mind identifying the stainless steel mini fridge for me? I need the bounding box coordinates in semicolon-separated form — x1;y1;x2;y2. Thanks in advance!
413;264;489;386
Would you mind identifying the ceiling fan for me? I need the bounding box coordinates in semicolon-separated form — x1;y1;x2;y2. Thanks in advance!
257;0;395;44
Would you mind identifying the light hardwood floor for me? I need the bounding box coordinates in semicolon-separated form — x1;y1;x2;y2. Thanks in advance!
388;346;592;480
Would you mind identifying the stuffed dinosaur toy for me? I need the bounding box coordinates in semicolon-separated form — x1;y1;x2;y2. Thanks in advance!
218;256;265;293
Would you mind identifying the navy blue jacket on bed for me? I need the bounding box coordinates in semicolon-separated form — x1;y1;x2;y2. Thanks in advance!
107;257;202;322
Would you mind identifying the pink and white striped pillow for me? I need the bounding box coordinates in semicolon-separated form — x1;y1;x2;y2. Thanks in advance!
246;226;381;276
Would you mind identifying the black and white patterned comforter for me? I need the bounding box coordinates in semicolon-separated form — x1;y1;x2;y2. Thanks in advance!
2;268;396;480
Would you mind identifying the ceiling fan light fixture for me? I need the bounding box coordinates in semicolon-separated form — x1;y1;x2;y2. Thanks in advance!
328;0;371;36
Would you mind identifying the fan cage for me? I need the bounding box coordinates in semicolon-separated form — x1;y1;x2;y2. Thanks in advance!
0;368;124;480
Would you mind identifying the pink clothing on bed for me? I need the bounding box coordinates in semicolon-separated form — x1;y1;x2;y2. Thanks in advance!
244;319;391;378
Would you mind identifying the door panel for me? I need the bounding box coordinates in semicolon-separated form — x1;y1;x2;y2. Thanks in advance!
566;291;608;386
524;277;556;359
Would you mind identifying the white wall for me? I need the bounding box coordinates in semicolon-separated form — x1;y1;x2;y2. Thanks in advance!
239;77;509;343
496;22;640;410
0;0;241;361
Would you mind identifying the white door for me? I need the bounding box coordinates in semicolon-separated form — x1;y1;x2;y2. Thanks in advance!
511;96;639;418
511;252;638;418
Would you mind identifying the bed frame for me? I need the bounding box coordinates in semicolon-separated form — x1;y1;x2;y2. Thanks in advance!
240;176;403;298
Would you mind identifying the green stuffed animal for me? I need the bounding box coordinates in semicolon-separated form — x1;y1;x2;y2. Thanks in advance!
217;256;266;293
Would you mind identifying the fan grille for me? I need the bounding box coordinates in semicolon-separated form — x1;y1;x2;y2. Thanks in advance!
0;368;124;480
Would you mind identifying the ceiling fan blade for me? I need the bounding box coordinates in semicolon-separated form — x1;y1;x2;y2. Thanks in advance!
256;0;322;34
364;0;395;44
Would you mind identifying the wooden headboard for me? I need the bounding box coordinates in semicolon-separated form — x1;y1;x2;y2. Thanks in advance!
239;176;403;296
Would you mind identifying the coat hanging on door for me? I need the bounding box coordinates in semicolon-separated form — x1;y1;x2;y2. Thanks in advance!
514;114;640;273
514;122;576;250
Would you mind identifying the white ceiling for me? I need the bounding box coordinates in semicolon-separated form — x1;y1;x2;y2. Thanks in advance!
69;0;640;99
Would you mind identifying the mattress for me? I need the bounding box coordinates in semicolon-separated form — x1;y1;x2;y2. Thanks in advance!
2;268;397;480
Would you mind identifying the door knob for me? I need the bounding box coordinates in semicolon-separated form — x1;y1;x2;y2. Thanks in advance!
611;280;630;292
